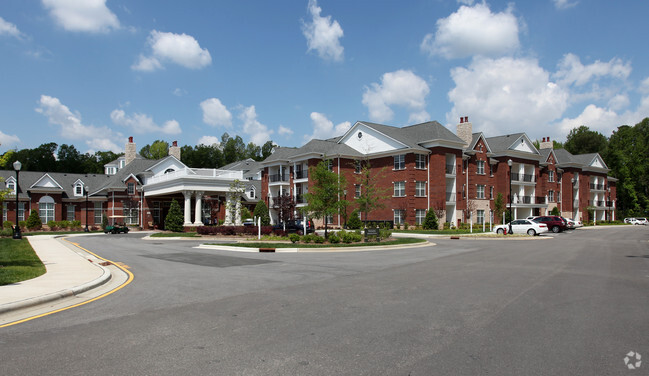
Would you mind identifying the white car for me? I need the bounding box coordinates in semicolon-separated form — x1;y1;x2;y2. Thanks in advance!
564;217;583;229
494;219;549;236
624;217;635;224
631;217;648;225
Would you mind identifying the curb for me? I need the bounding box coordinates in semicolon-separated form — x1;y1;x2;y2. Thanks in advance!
0;264;111;314
196;240;433;253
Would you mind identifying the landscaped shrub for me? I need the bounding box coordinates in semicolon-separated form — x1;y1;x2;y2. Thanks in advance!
0;228;12;237
347;210;362;230
26;210;42;230
47;220;58;230
302;234;314;243
102;213;109;231
340;231;353;243
71;220;82;228
253;201;271;226
422;210;438;230
313;234;325;244
3;220;13;229
404;222;409;230
165;199;184;232
328;232;340;244
19;220;26;230
379;229;392;239
289;233;300;243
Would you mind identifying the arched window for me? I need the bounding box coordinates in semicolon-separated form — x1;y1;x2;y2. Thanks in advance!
164;168;175;174
39;196;55;224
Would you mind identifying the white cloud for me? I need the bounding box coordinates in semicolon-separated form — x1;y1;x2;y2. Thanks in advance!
197;135;220;147
362;70;430;123
304;112;351;142
200;98;232;127
278;125;294;136
0;16;23;39
35;95;122;151
301;0;344;62
42;0;120;33
238;105;273;145
173;88;187;97
0;130;20;147
553;0;578;10
132;30;211;71
447;57;569;137
639;77;649;95
554;53;631;87
421;3;520;59
457;0;475;4
110;109;181;135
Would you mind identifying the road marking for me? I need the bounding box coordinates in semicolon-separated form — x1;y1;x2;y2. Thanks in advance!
0;238;134;328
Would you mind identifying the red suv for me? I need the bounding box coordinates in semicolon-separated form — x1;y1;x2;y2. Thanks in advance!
532;216;568;233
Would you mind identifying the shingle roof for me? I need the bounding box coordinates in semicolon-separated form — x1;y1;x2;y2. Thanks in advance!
0;170;113;200
358;121;463;151
485;133;527;153
260;146;300;163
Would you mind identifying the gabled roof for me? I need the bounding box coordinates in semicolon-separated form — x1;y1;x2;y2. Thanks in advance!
93;158;158;193
298;138;362;158
485;133;539;156
30;173;64;190
260;146;300;164
468;132;492;153
0;170;112;200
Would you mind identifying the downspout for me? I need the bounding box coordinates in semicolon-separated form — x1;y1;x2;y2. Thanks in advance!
337;156;341;226
427;152;430;211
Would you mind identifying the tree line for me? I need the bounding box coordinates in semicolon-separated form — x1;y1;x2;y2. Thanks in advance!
0;132;276;174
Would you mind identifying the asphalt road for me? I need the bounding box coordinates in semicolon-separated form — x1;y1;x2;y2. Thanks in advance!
1;227;648;375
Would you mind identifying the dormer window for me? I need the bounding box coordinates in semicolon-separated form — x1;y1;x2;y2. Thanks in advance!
119;160;125;168
7;179;16;193
248;186;256;199
128;182;136;195
75;184;83;196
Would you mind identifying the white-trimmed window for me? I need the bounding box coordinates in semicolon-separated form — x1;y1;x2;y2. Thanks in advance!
127;182;135;195
7;179;16;193
17;202;25;222
477;185;485;199
477;210;485;224
415;181;426;197
124;202;139;225
477;160;485;175
75;184;83;196
248;186;256;199
355;184;361;198
415;209;426;225
394;209;405;225
490;186;494;199
39;196;55;224
66;205;75;221
415;154;426;169
2;203;6;222
394;181;405;197
354;160;362;174
394;154;405;170
549;170;555;182
94;202;102;224
549;190;555;202
325;214;334;224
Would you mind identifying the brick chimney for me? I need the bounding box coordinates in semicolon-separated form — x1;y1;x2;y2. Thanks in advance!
125;136;136;166
456;116;472;147
539;136;553;150
169;140;181;160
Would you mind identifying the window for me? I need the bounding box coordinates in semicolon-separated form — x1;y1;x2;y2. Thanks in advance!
75;184;84;197
39;196;55;224
477;210;485;224
415;181;426;197
394;154;405;170
327;159;333;171
354;160;362;174
415;154;426;169
394;181;405;197
490;186;494;199
549;190;555;202
477;185;485;199
325;214;334;224
7;180;15;192
415;209;426;225
394;209;405;225
2;203;6;222
94;202;102;224
67;205;75;221
248;186;256;199
477;160;485;175
17;203;24;222
355;184;361;198
549;170;555;182
127;182;135;195
124;202;139;225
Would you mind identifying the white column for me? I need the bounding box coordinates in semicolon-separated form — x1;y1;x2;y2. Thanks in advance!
183;190;193;226
235;199;242;226
193;191;204;226
224;193;233;226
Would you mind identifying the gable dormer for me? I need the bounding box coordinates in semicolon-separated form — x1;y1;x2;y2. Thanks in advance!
73;179;86;197
338;122;408;155
589;155;607;169
5;176;17;195
30;173;64;192
511;135;538;154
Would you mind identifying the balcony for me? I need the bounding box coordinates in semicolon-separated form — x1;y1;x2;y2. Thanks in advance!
589;200;606;207
535;196;547;204
294;170;308;180
269;173;288;183
445;164;456;175
511;173;535;183
589;183;605;191
295;194;307;204
446;192;456;202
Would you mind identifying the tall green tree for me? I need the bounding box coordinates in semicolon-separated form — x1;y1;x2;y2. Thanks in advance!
253;200;271;226
57;144;83;173
164;199;184;232
304;159;347;238
494;192;506;223
140;140;170;160
260;141;276;160
564;125;608;155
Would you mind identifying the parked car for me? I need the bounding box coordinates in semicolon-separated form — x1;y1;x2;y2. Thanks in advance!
273;219;315;234
243;218;255;226
104;224;129;234
562;217;582;229
532;216;568;233
624;217;635;224
493;219;548;236
631;217;648;225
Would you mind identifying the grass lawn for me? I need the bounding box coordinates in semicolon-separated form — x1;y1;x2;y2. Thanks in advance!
150;232;199;238
0;238;46;286
212;237;426;248
393;228;491;235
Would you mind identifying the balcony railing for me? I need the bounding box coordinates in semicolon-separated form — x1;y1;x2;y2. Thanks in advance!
589;183;605;191
536;196;547;204
295;194;307;204
589;200;606;207
269;173;288;183
511;173;535;182
446;192;456;202
446;164;455;174
522;174;534;182
294;170;308;180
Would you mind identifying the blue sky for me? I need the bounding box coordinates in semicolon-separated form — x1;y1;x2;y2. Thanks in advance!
1;0;648;154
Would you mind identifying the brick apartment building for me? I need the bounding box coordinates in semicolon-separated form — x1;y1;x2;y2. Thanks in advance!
2;138;261;230
261;118;616;228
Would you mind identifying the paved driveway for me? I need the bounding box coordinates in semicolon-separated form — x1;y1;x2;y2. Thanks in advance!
1;227;648;375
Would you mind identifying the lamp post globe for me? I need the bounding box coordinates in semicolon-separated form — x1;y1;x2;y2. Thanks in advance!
507;159;513;235
12;160;22;239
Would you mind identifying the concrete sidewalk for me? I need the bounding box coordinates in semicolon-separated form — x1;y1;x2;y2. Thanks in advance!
0;235;111;314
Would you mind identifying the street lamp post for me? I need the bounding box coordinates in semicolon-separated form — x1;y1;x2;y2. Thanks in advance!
607;187;611;223
507;159;513;234
84;185;90;232
571;177;575;219
12;160;22;239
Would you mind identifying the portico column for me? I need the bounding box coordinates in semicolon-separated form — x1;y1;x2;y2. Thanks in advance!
235;199;242;226
224;193;233;226
183;190;193;226
193;191;204;226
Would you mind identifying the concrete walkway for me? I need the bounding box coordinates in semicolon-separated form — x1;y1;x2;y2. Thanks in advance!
0;235;111;314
